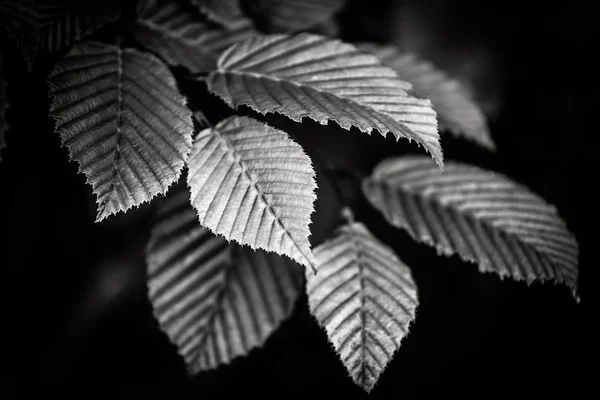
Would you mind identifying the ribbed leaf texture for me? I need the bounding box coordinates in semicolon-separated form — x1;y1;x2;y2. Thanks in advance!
187;116;317;269
0;54;7;160
361;44;494;150
147;188;304;373
48;41;194;222
362;156;579;300
134;0;257;73
206;33;443;166
38;0;121;54
191;0;245;28
307;222;418;392
244;0;345;32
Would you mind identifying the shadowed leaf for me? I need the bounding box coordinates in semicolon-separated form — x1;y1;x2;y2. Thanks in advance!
245;0;345;33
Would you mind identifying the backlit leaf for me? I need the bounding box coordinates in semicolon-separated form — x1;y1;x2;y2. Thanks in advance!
48;41;194;221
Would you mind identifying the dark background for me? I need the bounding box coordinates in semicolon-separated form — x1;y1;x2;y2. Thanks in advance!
1;0;595;397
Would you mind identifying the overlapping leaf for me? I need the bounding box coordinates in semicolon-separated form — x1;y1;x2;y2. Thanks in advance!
191;0;245;28
0;54;7;160
360;44;494;149
147;188;303;373
48;41;194;221
362;156;579;299
133;0;257;73
187;116;317;269
38;0;121;54
307;222;418;392
244;0;345;32
205;33;443;166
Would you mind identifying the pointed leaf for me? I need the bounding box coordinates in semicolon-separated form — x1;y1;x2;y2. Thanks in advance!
362;156;579;299
191;0;245;28
38;0;121;54
133;0;257;73
0;54;7;160
147;188;304;373
245;0;345;33
307;222;418;392
48;41;194;221
206;33;443;166
360;44;495;149
187;116;317;269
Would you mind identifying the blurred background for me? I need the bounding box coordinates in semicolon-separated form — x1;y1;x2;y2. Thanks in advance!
1;0;595;397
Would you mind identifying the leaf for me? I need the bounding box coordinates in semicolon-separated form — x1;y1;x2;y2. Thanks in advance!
37;0;121;54
0;53;7;160
147;187;304;373
191;0;245;28
362;156;579;299
133;0;257;73
245;0;345;33
206;33;443;167
47;41;194;222
360;44;495;150
306;221;418;392
187;115;317;269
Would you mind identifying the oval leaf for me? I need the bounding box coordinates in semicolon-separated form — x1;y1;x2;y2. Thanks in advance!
133;0;257;73
187;115;317;269
245;0;345;33
362;156;579;299
307;222;418;392
48;41;194;221
360;44;494;150
147;187;303;373
206;33;443;167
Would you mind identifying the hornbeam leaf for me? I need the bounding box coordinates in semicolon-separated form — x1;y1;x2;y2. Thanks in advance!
307;222;418;392
245;0;345;33
191;0;245;28
0;54;7;160
147;188;304;373
187;116;317;269
133;0;257;73
38;0;121;54
48;41;194;222
205;33;443;167
362;156;579;300
360;44;495;150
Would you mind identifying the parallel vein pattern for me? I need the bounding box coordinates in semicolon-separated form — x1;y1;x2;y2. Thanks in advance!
48;41;194;221
206;33;443;166
361;44;494;149
187;116;317;269
362;156;579;299
38;0;121;54
245;0;345;32
134;0;257;73
307;222;418;392
147;188;303;373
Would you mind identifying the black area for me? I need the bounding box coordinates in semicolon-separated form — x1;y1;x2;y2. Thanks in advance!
1;0;594;397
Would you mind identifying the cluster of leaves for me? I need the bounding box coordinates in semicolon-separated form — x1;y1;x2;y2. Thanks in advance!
0;0;580;393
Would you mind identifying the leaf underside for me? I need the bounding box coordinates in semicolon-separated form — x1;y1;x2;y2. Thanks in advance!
48;41;193;222
206;33;443;167
362;156;579;299
360;44;495;150
147;187;303;373
192;0;245;28
187;116;317;269
307;222;418;392
245;0;345;32
38;0;121;54
0;53;7;160
133;0;257;74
